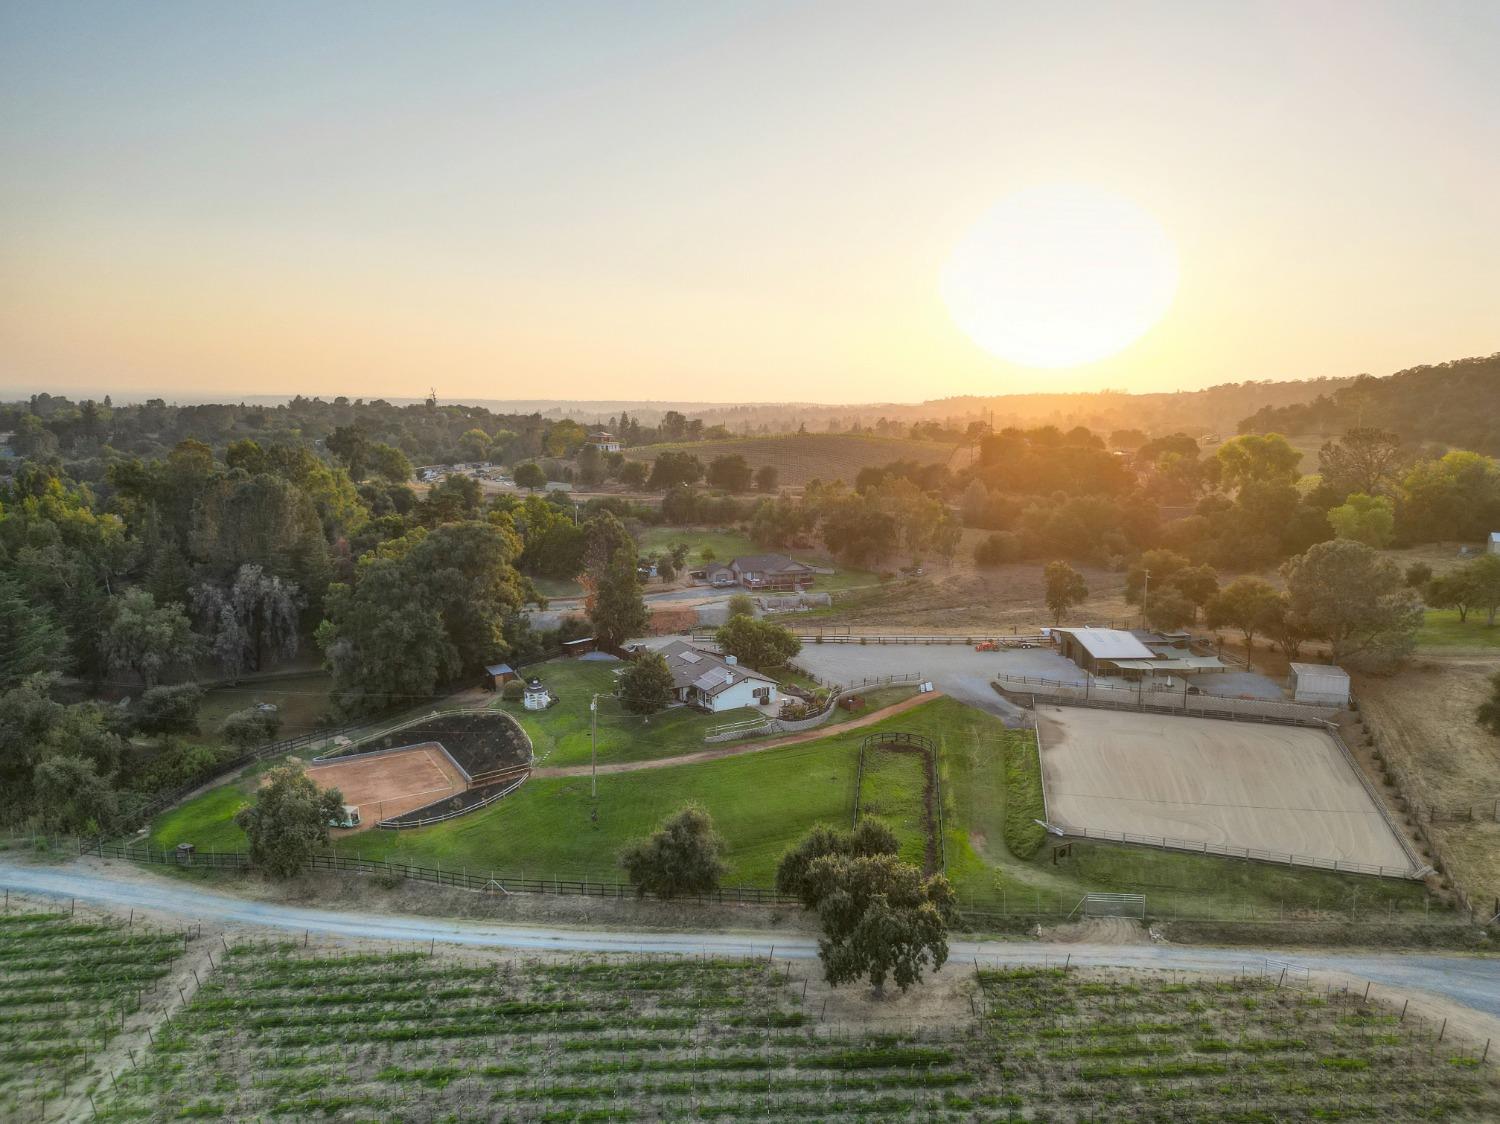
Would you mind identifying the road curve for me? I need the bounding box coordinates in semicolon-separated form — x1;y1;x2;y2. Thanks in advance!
4;859;1499;1020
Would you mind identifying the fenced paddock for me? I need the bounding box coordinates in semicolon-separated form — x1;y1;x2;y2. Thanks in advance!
1037;706;1417;877
302;745;469;830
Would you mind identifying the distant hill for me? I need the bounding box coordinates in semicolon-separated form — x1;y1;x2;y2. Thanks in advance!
620;433;965;485
1237;353;1500;454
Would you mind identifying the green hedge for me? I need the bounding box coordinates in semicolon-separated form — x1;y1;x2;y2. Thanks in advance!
1002;733;1046;859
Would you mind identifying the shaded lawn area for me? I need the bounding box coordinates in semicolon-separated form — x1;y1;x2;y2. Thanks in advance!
195;671;334;741
494;658;761;768
1418;609;1500;648
529;576;584;600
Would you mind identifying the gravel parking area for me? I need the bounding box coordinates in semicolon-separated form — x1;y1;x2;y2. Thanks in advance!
791;643;1081;725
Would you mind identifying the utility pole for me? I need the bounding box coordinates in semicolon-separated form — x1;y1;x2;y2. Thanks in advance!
590;694;599;799
1140;569;1150;630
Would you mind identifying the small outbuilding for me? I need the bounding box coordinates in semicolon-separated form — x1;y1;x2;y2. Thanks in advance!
1288;662;1350;707
1489;531;1500;555
522;678;552;710
486;662;516;690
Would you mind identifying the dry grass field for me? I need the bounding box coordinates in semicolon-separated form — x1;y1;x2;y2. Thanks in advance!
1038;706;1413;872
622;432;965;486
1350;654;1500;905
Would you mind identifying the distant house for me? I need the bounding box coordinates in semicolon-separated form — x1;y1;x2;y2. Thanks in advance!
1490;531;1500;555
656;640;778;713
587;431;622;453
544;481;574;493
704;554;815;592
1288;663;1350;707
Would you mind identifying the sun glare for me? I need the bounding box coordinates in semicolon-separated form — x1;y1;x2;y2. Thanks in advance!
941;184;1178;369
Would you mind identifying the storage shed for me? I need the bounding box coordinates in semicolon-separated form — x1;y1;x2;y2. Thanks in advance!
485;662;516;689
1288;663;1350;707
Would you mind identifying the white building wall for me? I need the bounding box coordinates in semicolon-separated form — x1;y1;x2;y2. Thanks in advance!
710;678;777;712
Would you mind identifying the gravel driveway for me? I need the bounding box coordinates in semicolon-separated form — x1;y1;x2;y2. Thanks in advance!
791;644;1083;726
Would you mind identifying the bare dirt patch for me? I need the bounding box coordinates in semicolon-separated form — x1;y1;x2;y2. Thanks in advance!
301;745;467;828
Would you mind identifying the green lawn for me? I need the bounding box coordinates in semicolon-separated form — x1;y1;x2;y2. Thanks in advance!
857;746;929;869
529;576;584;600
635;526;877;591
493;658;761;768
149;689;1440;921
1417;609;1500;648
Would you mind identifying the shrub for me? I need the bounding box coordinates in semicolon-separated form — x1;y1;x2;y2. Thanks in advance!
975;532;1023;568
222;706;282;750
502;680;526;701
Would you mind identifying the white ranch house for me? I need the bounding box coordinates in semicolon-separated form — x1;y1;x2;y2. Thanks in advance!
655;640;778;713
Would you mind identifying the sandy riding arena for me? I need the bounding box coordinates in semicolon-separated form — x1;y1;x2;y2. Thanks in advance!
303;744;467;831
1037;707;1412;872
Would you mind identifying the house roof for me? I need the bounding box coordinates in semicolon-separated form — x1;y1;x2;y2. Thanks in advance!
1289;662;1349;682
655;640;775;694
731;553;812;574
1054;628;1155;660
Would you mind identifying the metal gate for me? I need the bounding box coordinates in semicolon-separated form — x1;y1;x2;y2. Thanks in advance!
1070;892;1146;919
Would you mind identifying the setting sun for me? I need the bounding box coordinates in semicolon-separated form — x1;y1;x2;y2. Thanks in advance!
941;185;1179;369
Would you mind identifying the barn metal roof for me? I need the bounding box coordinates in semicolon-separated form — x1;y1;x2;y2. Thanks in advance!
1054;628;1155;660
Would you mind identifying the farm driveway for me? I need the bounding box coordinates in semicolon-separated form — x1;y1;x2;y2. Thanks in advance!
6;858;1500;1026
792;643;1080;725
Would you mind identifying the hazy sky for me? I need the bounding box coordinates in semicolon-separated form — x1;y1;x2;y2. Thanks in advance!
2;1;1497;404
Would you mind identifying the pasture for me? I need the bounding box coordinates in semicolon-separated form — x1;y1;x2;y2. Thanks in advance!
1037;707;1413;874
621;432;964;487
83;940;1500;1122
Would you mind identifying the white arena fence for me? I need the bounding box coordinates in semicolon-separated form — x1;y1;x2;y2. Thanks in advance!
1050;821;1422;881
995;674;1340;724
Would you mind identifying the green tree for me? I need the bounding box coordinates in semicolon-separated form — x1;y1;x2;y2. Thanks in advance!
714;615;800;671
1206;577;1283;650
134;684;203;739
1283;540;1422;670
1318;427;1404;497
1215;433;1301;490
1478;673;1500;738
776;821;953;994
222;705;283;750
1426;569;1479;623
458;428;492;461
100;590;199;687
32;755;119;835
1042;561;1088;624
618;804;726;899
1327;492;1395;548
0;573;67;688
726;593;756;619
619;651;674;715
513;462;547;491
754;464;779;492
706;454;753;493
1145;588;1196;632
234;759;344;879
590;552;649;648
618;460;649;488
647;451;703;491
1405;562;1433;589
368;443;413;484
1467;554;1500;627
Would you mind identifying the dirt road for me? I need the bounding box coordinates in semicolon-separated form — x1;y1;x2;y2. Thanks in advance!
5;857;1500;1026
530;691;942;778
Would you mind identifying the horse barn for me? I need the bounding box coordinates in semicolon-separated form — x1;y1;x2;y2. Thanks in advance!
1052;627;1227;681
